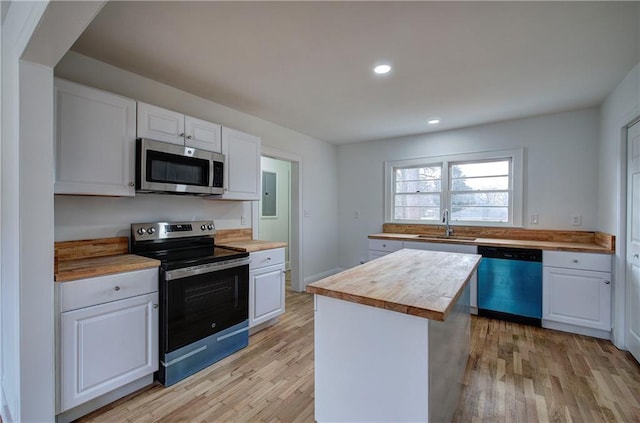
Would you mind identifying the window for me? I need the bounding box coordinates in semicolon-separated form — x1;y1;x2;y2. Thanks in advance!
385;149;523;226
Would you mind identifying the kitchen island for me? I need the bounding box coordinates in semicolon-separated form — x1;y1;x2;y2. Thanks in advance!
306;248;481;423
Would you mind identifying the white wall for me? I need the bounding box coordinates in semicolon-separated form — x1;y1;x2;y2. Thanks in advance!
259;157;291;265
599;61;640;348
337;108;600;269
54;51;339;281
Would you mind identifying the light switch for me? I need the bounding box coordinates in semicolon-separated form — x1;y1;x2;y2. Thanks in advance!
530;214;539;225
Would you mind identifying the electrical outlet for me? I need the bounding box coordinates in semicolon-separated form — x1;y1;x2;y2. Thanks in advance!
304;210;310;218
530;214;539;225
240;215;246;226
570;215;582;226
354;211;359;219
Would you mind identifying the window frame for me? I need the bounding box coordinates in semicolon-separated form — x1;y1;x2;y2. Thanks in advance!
384;148;524;227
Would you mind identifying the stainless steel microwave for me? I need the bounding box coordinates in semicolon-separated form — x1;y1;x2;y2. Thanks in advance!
136;138;224;195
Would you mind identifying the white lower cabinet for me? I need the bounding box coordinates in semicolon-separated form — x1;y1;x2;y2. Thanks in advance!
543;251;612;338
56;268;159;417
249;248;286;328
367;239;403;261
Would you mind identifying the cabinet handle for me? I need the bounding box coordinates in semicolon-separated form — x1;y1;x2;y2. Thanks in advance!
186;135;193;139
634;253;639;259
572;259;579;263
267;257;272;261
114;286;120;291
179;132;185;137
153;304;159;309
605;280;611;285
129;181;135;187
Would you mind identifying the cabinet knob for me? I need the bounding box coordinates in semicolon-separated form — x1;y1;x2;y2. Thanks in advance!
153;304;159;309
186;135;193;139
267;257;272;261
605;280;611;285
179;132;185;137
114;286;120;291
634;253;639;259
382;244;386;248
572;259;579;263
129;181;135;187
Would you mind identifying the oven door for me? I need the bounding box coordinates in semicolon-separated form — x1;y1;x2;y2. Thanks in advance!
161;258;249;353
137;138;215;195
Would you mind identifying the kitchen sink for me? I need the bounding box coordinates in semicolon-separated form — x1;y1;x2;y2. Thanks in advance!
417;235;477;241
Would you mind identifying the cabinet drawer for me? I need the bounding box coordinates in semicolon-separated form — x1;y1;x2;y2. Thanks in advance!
543;251;612;272
59;268;158;312
368;239;403;252
250;248;285;270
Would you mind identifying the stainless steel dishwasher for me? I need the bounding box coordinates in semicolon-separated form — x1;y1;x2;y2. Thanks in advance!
477;246;543;326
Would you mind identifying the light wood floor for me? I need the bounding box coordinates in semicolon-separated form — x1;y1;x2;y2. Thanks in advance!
78;288;640;422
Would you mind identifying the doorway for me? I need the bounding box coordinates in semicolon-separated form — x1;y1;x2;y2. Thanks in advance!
253;147;303;292
259;157;291;270
626;118;640;363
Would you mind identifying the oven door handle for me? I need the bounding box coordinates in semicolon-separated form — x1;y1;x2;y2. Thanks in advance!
164;257;250;280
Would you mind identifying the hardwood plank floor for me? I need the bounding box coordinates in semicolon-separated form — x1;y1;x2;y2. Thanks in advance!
78;288;640;422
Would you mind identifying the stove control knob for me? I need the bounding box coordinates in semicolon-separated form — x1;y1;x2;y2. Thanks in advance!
201;224;207;231
137;228;146;235
207;224;214;230
147;227;156;235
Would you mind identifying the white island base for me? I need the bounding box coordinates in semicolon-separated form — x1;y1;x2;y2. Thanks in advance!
313;284;470;423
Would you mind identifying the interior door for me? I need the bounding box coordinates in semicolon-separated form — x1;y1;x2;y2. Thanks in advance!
626;120;640;362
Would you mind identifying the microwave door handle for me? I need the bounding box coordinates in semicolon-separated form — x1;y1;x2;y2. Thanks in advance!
209;157;215;193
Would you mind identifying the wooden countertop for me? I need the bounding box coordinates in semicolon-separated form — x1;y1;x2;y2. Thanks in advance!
217;240;287;253
55;254;161;282
306;249;481;321
369;233;614;254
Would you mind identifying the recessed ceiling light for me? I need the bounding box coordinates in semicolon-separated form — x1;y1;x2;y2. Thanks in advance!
374;64;392;74
427;119;441;125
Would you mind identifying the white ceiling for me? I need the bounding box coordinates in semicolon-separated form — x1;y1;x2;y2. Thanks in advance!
70;1;639;145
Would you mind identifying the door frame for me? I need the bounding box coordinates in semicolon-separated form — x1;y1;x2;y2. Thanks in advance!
253;146;304;292
624;116;640;353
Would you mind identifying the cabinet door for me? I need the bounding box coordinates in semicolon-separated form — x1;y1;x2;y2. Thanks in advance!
250;265;285;327
543;267;611;330
55;78;136;196
137;102;185;145
221;127;261;200
185;115;222;152
59;293;158;412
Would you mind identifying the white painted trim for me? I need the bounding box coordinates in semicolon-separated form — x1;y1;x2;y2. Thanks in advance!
542;320;611;341
384;147;524;227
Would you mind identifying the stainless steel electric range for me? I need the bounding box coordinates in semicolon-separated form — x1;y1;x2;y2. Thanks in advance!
130;220;250;386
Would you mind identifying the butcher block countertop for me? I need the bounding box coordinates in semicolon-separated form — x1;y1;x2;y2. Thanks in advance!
369;233;614;254
54;237;160;282
306;249;481;321
55;254;160;282
217;240;287;253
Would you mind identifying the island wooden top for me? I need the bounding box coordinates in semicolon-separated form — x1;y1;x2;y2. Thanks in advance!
369;233;614;254
306;249;481;321
217;240;287;253
55;254;161;282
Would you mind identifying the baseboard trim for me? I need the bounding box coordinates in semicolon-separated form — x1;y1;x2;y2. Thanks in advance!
542;320;611;340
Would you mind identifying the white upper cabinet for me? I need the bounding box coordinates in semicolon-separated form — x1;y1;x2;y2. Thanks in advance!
137;102;221;152
54;78;136;196
221;127;261;200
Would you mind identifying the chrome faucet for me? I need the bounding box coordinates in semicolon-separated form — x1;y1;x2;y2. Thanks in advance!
442;209;453;237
